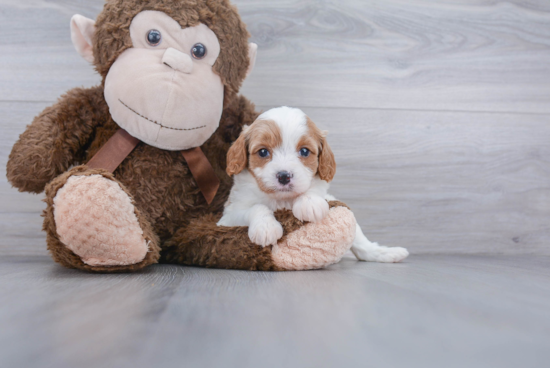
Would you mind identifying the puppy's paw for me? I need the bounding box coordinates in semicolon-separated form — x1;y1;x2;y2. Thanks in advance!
292;195;329;223
353;244;409;263
249;218;284;247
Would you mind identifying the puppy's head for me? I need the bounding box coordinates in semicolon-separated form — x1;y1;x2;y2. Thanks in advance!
227;107;336;198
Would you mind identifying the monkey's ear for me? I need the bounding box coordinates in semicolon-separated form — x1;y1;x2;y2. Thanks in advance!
70;15;96;63
246;43;258;78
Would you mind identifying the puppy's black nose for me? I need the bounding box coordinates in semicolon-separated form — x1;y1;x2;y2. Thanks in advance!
277;171;291;185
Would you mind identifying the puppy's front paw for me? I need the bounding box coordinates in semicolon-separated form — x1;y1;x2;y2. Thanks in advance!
292;195;329;223
249;218;284;247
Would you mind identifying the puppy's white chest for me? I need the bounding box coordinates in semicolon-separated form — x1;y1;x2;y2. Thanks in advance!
269;199;295;212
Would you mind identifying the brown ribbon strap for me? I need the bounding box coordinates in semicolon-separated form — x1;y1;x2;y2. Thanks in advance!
86;129;220;205
87;129;140;172
181;147;220;205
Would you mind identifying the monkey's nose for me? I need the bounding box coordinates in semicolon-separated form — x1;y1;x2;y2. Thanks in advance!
162;48;193;74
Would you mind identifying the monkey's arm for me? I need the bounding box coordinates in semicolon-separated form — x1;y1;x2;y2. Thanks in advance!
7;86;107;193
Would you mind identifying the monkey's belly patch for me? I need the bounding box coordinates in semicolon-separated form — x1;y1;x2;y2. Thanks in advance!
271;206;356;270
53;175;148;266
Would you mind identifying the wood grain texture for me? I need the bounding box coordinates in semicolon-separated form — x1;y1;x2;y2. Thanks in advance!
1;0;550;113
241;0;550;113
1;0;549;256
0;102;48;255
299;107;550;255
1;255;549;368
1;105;549;256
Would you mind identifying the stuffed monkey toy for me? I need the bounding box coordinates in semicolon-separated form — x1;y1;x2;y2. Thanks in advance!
6;0;357;272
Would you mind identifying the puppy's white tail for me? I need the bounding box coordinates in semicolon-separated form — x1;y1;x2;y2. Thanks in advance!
351;224;409;263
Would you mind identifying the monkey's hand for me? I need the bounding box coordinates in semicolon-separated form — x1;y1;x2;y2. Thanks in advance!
7;86;107;193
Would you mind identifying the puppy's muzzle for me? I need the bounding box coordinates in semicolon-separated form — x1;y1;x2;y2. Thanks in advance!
276;171;292;186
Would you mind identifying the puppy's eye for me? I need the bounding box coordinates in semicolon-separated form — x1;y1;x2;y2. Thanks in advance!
191;43;207;59
258;149;270;158
300;148;310;157
146;30;162;46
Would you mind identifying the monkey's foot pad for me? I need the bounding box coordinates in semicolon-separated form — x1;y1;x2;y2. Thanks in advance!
53;174;149;266
272;206;357;270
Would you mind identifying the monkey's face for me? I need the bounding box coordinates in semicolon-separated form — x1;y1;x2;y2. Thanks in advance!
104;11;224;151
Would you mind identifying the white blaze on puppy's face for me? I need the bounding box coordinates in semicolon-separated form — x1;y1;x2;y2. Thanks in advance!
226;107;336;200
253;108;312;198
103;11;224;151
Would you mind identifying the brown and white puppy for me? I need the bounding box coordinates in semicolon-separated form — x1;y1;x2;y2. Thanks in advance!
218;107;409;263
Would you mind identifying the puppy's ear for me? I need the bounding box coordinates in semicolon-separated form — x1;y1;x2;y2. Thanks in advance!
318;131;336;182
226;127;249;176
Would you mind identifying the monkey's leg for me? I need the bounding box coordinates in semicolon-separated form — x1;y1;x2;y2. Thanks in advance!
43;166;161;272
161;201;356;271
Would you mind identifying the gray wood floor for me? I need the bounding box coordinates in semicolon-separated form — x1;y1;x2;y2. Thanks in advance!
1;254;550;368
1;1;550;367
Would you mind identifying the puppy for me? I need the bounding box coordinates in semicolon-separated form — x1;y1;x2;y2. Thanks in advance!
218;107;409;263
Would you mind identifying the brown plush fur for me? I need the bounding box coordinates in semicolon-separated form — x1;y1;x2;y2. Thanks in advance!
6;0;351;273
161;201;349;271
7;86;110;193
34;88;259;268
9;82;262;272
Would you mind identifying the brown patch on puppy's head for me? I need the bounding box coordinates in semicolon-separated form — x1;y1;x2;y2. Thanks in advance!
306;118;336;182
226;126;249;177
297;130;320;175
247;119;282;170
226;119;282;178
247;119;283;194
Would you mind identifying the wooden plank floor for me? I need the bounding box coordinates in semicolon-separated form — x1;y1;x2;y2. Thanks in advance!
1;254;550;368
1;1;550;367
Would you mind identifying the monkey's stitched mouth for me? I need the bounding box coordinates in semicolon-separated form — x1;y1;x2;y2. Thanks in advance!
118;99;206;131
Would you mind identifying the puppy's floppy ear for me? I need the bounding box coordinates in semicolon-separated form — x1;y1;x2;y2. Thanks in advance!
226;126;250;176
318;130;336;182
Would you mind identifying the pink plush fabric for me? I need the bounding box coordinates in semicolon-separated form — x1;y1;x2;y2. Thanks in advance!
272;206;356;270
53;175;149;266
70;15;95;63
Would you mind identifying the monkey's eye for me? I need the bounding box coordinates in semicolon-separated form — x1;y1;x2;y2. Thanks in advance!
191;43;207;59
146;30;162;46
258;149;270;158
300;148;310;157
